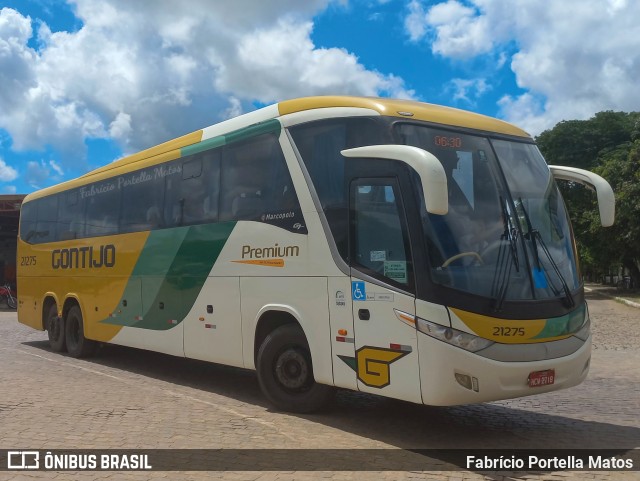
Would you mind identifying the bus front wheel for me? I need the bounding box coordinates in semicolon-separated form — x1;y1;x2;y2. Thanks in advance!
257;324;334;413
46;304;66;352
65;306;97;358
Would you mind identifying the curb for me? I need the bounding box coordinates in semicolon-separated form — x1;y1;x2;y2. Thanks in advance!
584;287;640;309
613;297;640;309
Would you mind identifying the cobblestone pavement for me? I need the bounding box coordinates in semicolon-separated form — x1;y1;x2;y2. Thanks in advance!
584;283;640;309
1;290;638;480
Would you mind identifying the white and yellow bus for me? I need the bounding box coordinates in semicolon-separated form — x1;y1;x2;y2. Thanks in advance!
17;96;615;412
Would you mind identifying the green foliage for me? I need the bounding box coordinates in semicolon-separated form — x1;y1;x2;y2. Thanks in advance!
537;111;639;169
537;111;640;283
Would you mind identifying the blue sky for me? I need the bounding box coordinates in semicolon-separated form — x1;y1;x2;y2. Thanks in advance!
1;0;639;194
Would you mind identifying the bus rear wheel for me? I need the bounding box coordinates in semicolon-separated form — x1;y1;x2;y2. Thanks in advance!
65;306;97;358
257;324;334;413
46;304;66;352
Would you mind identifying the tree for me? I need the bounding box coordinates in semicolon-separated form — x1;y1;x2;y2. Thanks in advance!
537;111;640;284
537;111;638;169
596;140;640;284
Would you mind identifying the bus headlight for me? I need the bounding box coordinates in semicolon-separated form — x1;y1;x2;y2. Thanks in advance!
416;318;494;352
573;318;590;341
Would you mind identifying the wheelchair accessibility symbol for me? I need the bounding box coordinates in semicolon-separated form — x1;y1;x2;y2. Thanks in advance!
352;281;366;301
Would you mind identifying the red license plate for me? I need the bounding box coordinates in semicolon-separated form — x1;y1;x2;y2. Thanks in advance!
528;369;555;387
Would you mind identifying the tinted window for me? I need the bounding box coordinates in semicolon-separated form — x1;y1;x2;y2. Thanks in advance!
352;180;413;289
35;195;58;243
58;190;85;240
164;150;220;227
289;117;391;256
19;201;37;242
84;180;121;237
220;133;305;233
19;131;303;242
120;167;166;232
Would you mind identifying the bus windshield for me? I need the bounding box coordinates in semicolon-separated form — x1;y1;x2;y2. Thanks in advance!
395;123;580;303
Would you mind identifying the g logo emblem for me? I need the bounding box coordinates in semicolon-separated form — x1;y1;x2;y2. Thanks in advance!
339;346;409;388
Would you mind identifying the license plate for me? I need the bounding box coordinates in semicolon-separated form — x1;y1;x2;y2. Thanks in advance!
528;369;555;387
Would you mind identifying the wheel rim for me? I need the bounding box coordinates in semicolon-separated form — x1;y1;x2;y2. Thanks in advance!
274;348;310;391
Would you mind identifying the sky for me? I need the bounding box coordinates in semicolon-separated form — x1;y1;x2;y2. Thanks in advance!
1;0;639;195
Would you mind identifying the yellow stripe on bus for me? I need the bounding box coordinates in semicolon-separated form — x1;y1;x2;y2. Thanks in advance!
17;232;150;341
278;96;530;138
450;308;573;344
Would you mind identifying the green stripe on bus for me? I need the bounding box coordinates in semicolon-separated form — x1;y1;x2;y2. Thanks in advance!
532;303;586;339
224;118;281;145
180;136;225;157
180;119;281;157
101;222;236;330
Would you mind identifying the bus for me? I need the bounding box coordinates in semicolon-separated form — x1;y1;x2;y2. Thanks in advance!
17;96;615;413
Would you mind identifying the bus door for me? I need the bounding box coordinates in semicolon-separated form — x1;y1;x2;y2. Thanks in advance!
348;175;422;404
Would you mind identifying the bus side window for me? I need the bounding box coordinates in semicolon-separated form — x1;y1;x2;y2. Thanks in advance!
351;181;414;289
220;133;303;228
201;150;220;222
309;127;348;257
121;167;164;233
35;195;59;243
164;151;220;227
289;117;391;256
220;138;269;222
85;182;121;237
181;170;207;225
19;201;38;243
58;190;85;240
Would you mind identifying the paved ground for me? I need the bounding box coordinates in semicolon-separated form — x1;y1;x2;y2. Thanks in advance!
1;290;639;480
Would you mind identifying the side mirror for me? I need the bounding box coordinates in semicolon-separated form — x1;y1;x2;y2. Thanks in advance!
341;145;448;215
549;165;615;227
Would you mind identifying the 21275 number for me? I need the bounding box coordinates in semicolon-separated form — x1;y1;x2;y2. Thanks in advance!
20;256;37;266
492;326;525;336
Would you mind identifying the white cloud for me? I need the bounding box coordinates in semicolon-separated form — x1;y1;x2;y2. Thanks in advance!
49;159;64;176
222;97;243;120
405;0;427;42
108;112;132;143
19;158;65;188
0;1;412;173
220;19;413;102
0;158;18;181
448;78;490;106
407;0;506;58
426;1;491;58
25;160;50;189
497;93;547;137
0;9;38;141
406;0;640;134
24;159;65;189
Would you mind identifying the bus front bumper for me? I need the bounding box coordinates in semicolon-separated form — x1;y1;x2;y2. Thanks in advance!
417;334;591;406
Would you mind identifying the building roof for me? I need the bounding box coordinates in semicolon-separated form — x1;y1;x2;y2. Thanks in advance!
0;195;25;214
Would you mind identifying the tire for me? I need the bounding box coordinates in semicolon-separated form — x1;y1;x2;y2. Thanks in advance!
256;324;334;413
65;305;97;358
46;304;66;352
7;296;17;310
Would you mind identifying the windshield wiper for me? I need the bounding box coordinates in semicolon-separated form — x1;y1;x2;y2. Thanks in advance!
518;197;575;308
491;197;520;312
